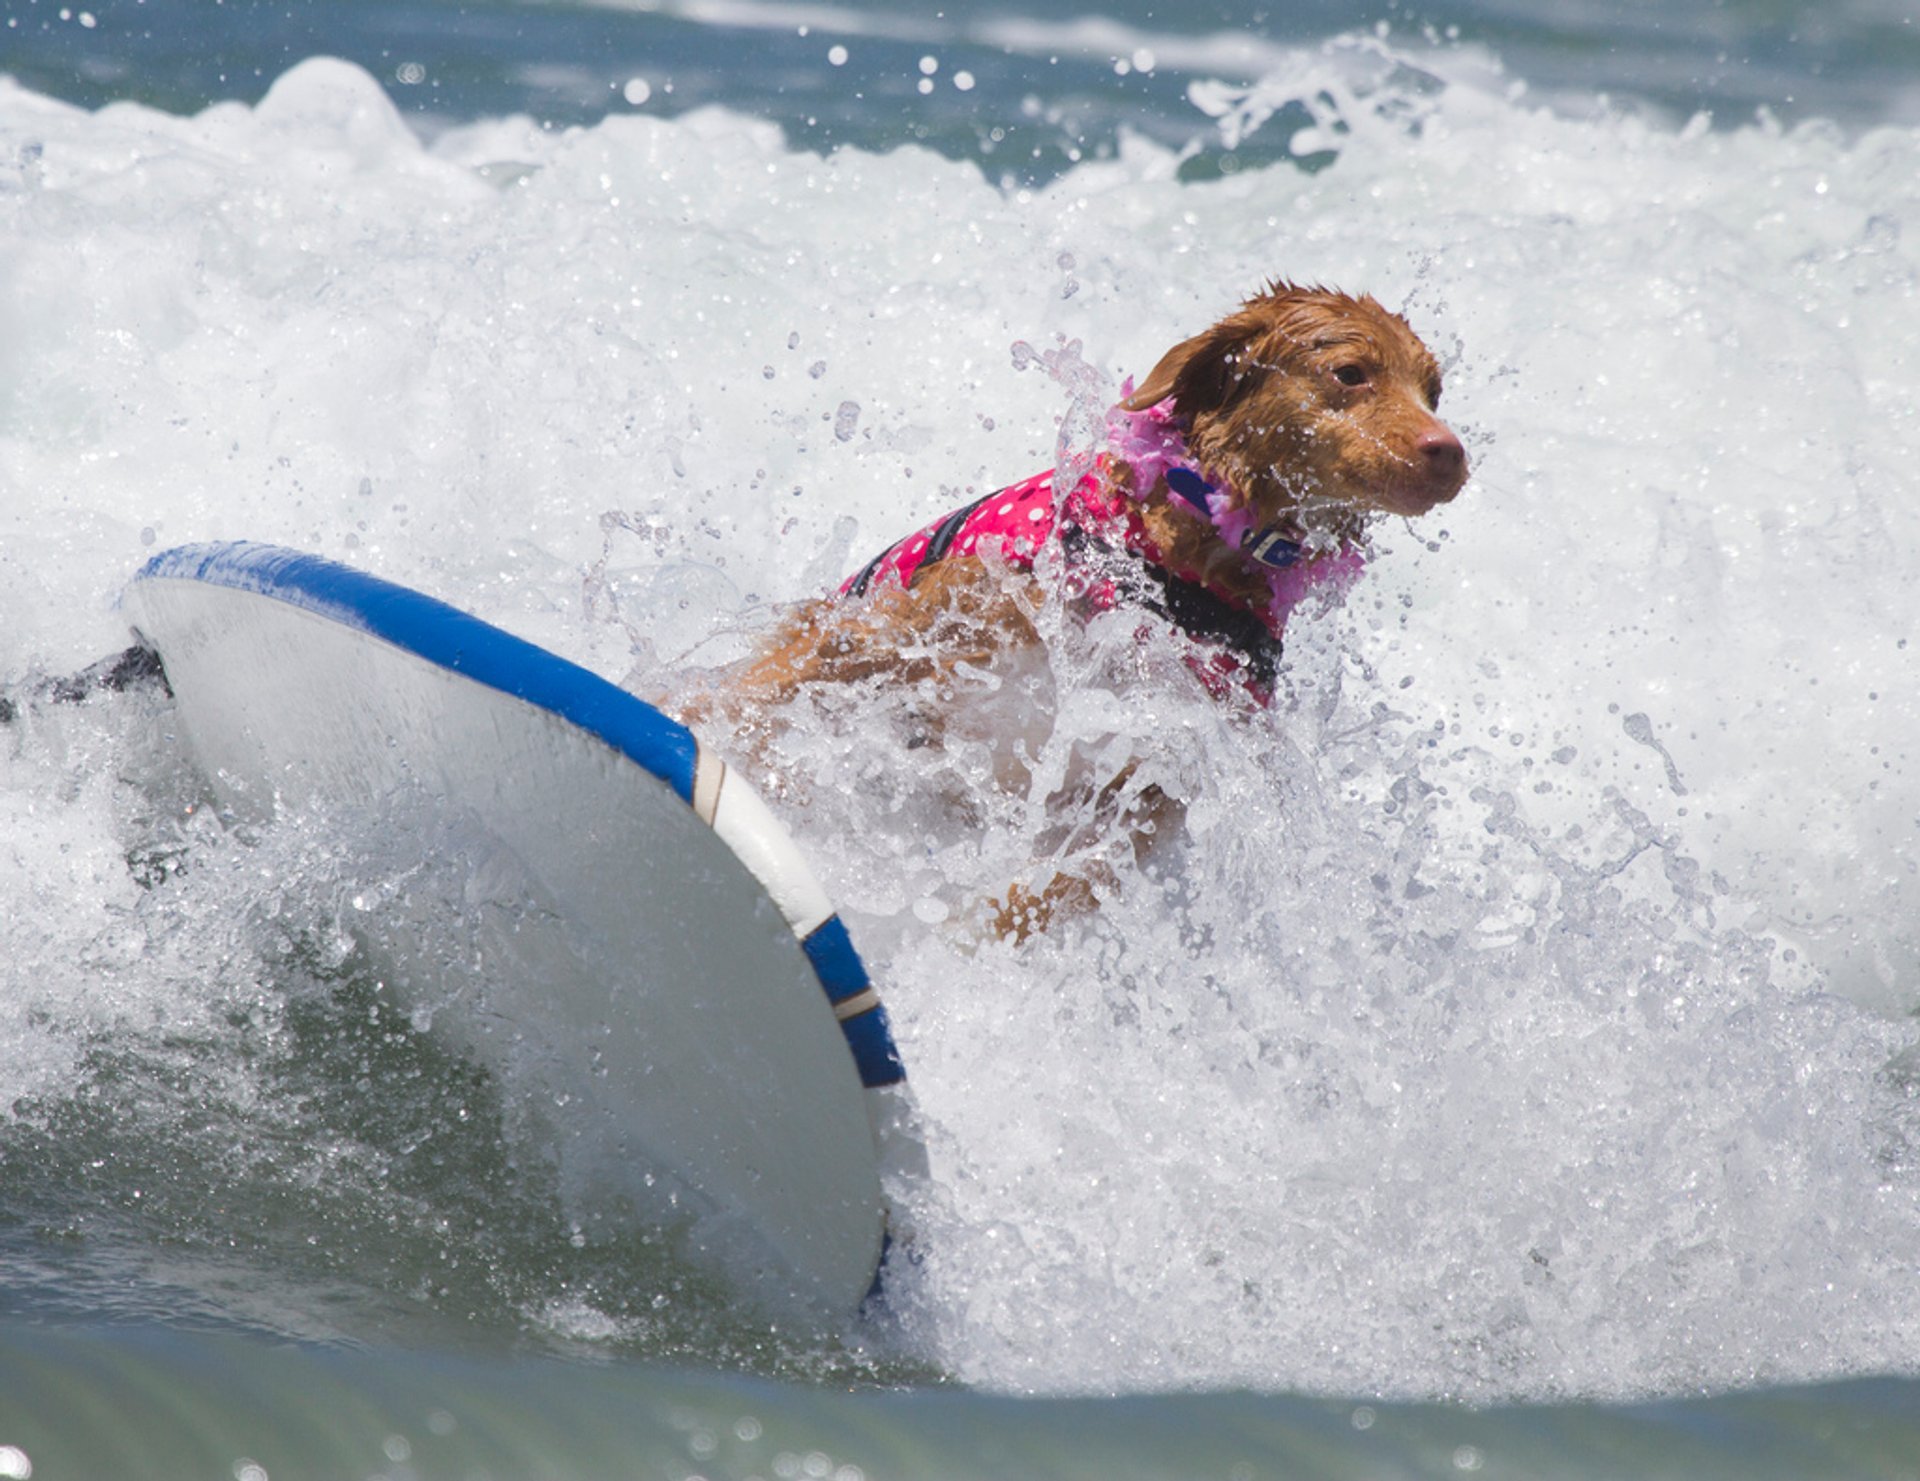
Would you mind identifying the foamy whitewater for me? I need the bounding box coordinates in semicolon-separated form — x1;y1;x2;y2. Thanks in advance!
3;37;1919;1412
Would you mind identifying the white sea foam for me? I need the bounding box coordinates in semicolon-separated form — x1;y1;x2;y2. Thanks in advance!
2;46;1918;1399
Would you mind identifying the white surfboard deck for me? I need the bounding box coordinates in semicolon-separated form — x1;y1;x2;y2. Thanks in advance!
122;542;906;1314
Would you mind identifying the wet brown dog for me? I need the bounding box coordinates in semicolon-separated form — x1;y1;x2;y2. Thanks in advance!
680;282;1468;937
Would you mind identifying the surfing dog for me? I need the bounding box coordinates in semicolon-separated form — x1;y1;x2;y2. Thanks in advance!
680;282;1468;938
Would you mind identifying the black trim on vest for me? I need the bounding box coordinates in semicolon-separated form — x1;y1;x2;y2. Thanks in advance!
845;489;999;598
1058;521;1284;691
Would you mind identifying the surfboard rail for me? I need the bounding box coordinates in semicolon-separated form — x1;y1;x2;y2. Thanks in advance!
125;541;908;1311
133;541;905;1090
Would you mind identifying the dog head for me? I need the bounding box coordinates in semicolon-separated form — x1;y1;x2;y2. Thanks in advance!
1121;282;1467;538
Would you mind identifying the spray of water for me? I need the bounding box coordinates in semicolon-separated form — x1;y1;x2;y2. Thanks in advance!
3;46;1919;1398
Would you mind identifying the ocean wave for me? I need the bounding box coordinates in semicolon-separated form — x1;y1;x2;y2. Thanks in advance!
2;46;1918;1401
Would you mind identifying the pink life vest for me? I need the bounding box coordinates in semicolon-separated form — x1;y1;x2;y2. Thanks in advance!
838;460;1363;701
840;467;1078;600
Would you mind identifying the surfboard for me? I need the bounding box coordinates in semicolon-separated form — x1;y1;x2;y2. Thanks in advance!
121;541;908;1314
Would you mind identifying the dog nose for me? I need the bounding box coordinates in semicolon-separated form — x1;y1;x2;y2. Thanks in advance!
1418;425;1467;490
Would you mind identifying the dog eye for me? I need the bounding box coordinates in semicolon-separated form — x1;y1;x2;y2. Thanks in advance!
1331;364;1370;388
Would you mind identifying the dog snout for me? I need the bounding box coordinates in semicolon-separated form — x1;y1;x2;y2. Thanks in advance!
1416;422;1468;499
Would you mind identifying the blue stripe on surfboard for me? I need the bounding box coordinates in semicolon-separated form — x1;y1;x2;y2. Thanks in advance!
135;541;699;802
840;1002;907;1088
800;916;906;1085
801;916;870;1000
132;541;907;1088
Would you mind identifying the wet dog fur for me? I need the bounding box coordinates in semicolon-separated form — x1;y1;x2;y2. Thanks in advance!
677;282;1468;937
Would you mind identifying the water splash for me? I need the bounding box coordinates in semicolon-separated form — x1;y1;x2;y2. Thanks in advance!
3;43;1919;1399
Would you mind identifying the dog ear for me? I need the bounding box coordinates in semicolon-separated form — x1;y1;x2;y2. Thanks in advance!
1118;316;1257;415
